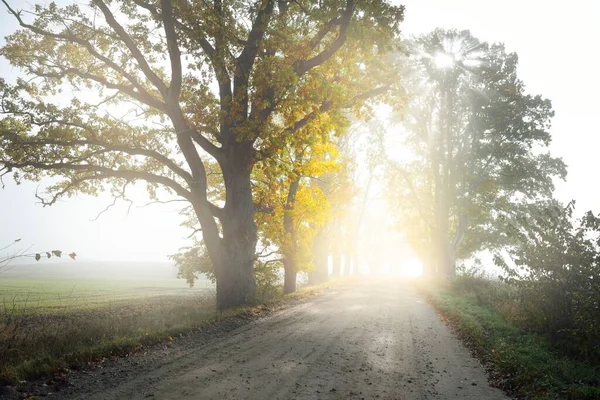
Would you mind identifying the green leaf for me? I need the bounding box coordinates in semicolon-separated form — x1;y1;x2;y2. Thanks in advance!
68;252;77;260
52;250;62;257
35;253;41;261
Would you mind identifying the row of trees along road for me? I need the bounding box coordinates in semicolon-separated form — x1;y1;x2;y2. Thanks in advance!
0;2;572;309
386;29;566;279
0;0;405;309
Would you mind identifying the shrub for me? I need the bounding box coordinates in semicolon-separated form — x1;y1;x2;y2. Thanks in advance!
170;241;284;302
495;201;600;363
254;259;282;302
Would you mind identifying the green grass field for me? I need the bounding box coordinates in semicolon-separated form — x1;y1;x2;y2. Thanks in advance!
0;277;214;313
0;269;219;383
0;262;339;385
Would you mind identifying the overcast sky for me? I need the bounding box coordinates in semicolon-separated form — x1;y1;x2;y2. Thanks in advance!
1;0;598;262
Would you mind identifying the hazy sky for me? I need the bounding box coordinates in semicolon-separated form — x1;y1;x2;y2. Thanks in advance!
1;1;599;262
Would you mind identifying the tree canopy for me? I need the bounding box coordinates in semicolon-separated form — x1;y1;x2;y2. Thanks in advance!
0;0;404;309
386;29;566;278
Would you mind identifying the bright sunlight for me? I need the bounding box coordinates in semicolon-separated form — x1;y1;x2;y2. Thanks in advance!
433;52;455;69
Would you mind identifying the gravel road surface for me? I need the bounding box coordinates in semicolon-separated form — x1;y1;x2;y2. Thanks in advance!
61;279;509;400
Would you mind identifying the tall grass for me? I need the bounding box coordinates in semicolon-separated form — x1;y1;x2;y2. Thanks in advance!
0;292;217;383
422;275;600;399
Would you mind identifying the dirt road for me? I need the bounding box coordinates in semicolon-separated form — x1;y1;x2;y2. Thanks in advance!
62;279;509;399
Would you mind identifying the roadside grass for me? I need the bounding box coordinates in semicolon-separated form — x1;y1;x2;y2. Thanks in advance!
0;277;341;385
420;278;600;400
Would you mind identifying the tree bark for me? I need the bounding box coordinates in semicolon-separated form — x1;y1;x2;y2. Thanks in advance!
214;152;258;310
283;257;297;294
282;176;301;294
215;251;256;310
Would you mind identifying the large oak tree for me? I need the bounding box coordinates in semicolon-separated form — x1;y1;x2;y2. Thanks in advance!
0;0;403;309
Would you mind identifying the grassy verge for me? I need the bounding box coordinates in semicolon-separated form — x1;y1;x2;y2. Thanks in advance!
420;279;600;400
0;278;342;385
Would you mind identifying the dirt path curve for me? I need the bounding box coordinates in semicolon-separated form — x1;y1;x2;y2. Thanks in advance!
63;279;509;400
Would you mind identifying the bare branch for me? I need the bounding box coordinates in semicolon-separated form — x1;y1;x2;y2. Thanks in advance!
138;198;188;208
256;249;279;259
0;165;10;189
262;258;283;267
185;227;202;240
90;180;133;221
0;245;34;274
0;239;22;253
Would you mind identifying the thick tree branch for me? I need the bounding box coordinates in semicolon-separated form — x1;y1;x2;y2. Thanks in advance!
254;204;275;214
94;0;169;98
237;1;274;76
30;66;166;111
294;0;354;76
348;85;391;105
0;166;9;189
309;16;342;49
183;127;222;160
234;0;275;119
153;0;223;197
3;160;193;201
286;100;333;134
130;0;218;64
160;0;182;100
7;126;193;184
2;1;166;111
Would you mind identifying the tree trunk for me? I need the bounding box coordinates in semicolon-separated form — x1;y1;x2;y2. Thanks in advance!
283;257;297;294
282;176;301;294
344;251;352;275
215;251;256;310
350;245;358;275
214;155;257;310
331;244;341;277
422;252;435;278
309;228;328;284
431;82;456;280
332;219;344;277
